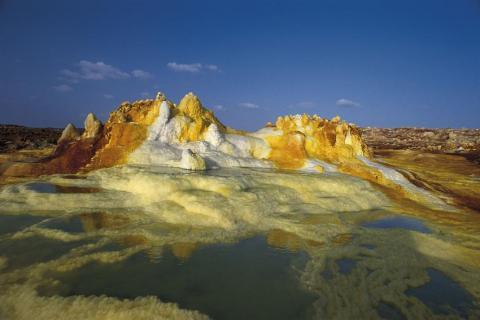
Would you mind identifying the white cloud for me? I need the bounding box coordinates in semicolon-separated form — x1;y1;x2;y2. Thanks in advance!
61;60;130;81
103;94;114;99
167;62;202;73
132;69;153;79
53;84;73;92
239;102;260;109
167;62;220;73
205;64;220;71
336;98;361;108
213;105;225;110
60;69;81;83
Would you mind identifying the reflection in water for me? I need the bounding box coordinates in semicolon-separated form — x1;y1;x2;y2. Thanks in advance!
0;165;479;319
376;302;406;320
336;258;357;275
0;236;90;272
26;182;102;194
37;212;130;234
41;237;316;320
362;216;431;234
26;182;57;193
406;268;476;317
0;214;47;236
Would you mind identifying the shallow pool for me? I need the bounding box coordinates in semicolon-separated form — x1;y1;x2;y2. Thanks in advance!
0;166;479;319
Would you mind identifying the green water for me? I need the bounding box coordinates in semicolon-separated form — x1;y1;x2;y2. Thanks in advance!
1;210;478;319
40;236;316;320
406;268;476;318
0;167;479;319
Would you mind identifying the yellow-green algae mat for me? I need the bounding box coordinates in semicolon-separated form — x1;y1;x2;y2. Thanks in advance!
0;165;479;319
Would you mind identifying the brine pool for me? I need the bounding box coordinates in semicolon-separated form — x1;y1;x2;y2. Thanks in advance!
0;166;479;319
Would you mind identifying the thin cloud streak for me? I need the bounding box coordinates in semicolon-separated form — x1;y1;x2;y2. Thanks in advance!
167;62;220;73
53;84;73;92
336;98;361;108
239;102;260;109
132;69;153;79
60;61;154;83
62;60;130;81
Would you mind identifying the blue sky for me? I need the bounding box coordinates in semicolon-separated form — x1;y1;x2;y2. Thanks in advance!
1;0;479;130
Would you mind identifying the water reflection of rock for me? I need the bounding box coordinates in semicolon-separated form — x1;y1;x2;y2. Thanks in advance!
78;212;130;233
300;228;480;319
169;242;198;260
1;164;480;319
267;229;323;252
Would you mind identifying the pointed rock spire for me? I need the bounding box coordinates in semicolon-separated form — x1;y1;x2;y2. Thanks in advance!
82;113;102;139
58;123;80;143
156;92;166;101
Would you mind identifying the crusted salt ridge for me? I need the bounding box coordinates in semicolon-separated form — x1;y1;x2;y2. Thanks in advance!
129;94;369;172
129;98;273;170
0;91;450;209
0;165;389;230
126;94;448;209
0;91;368;175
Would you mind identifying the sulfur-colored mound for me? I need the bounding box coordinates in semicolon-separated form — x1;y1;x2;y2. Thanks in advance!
0;91;371;175
0;91;454;210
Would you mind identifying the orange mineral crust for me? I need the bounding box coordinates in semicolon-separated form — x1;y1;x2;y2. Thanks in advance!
0;92;370;178
267;114;370;169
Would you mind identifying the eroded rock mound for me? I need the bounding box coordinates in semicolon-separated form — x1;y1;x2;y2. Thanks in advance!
1;91;372;178
268;114;370;169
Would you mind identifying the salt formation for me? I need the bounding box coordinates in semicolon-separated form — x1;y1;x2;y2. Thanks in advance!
0;91;369;175
82;113;102;139
0;166;389;229
57;123;80;143
0;91;450;208
179;149;206;171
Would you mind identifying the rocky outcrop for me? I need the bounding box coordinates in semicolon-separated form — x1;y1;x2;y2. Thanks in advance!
82;113;102;139
0;91;457;210
2;92;476;211
58;123;80;143
361;127;480;153
1;92;371;178
0;125;63;152
0;113;103;177
267;114;369;169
